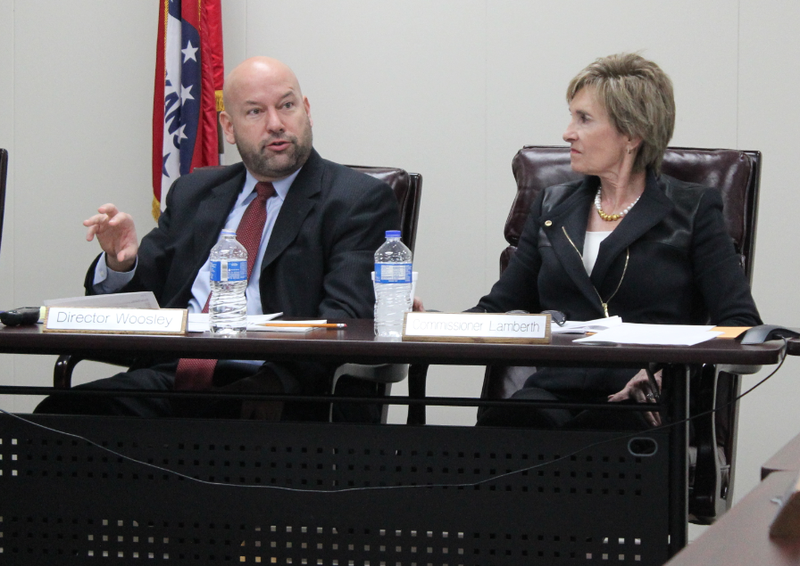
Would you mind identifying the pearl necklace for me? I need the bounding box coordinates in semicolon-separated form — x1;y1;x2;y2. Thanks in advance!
594;187;641;222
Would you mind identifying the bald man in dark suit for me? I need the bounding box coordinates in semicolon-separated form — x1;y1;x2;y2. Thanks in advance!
36;57;399;421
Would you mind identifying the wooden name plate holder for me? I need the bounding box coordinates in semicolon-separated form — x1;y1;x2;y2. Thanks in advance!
402;312;551;343
43;307;188;335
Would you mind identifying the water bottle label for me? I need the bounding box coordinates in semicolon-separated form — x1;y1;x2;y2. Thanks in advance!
210;260;248;282
375;263;412;284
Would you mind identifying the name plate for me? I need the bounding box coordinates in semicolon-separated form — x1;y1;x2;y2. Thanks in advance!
43;307;188;335
403;312;551;343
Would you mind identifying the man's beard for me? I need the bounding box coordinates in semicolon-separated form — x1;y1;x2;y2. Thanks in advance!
237;125;313;180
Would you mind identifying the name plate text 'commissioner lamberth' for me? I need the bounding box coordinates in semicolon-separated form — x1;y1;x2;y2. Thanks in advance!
402;312;551;343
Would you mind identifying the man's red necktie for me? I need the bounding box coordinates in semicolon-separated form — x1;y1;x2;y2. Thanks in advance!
174;182;276;390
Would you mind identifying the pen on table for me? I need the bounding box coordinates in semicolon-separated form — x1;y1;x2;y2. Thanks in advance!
256;322;347;329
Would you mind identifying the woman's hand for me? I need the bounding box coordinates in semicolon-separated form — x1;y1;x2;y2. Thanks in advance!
412;296;425;312
608;368;662;426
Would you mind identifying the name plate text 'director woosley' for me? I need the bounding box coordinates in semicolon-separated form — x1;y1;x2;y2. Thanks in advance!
403;312;551;343
43;307;188;335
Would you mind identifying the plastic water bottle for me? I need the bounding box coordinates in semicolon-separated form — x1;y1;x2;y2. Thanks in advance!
374;230;412;337
209;230;248;336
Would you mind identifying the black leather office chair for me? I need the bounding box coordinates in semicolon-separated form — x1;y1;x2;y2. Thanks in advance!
53;164;423;423
407;146;760;524
494;145;760;523
331;166;422;421
348;166;422;256
0;148;7;256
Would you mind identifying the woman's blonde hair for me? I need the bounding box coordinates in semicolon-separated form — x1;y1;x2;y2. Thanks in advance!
567;53;675;173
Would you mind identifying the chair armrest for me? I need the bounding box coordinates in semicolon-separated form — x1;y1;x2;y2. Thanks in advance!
331;363;409;386
689;364;741;524
329;363;410;424
53;354;132;389
717;364;761;375
54;354;82;389
406;363;429;425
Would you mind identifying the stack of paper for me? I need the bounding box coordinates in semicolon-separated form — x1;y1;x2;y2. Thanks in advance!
187;313;328;333
573;323;721;346
552;316;622;334
44;291;160;309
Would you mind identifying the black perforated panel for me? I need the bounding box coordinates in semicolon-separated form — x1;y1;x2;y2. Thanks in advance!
0;414;671;565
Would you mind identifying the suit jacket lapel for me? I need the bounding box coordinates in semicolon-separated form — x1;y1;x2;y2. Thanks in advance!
177;169;245;301
260;149;322;270
191;172;245;261
546;178;602;309
590;171;672;286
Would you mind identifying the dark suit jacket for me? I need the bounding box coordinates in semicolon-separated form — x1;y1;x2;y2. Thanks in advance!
474;171;761;395
86;149;400;394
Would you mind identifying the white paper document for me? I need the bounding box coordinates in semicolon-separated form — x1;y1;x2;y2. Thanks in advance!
573;323;722;346
187;313;329;333
246;319;327;332
44;291;161;309
551;316;623;334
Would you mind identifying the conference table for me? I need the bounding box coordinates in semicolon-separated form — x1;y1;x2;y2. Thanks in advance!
0;320;785;565
666;430;800;566
664;469;800;566
763;432;800;480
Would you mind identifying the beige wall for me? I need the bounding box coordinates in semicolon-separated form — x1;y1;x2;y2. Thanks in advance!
2;0;799;529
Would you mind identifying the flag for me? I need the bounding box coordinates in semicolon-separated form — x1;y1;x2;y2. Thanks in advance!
152;0;224;220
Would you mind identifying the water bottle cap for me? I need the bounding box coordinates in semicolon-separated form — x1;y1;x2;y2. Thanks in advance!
221;229;236;236
385;230;401;238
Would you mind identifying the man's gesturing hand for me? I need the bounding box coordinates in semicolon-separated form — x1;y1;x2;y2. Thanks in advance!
84;203;139;272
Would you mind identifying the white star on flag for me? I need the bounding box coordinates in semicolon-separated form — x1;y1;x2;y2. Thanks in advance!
181;84;194;104
182;40;198;62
